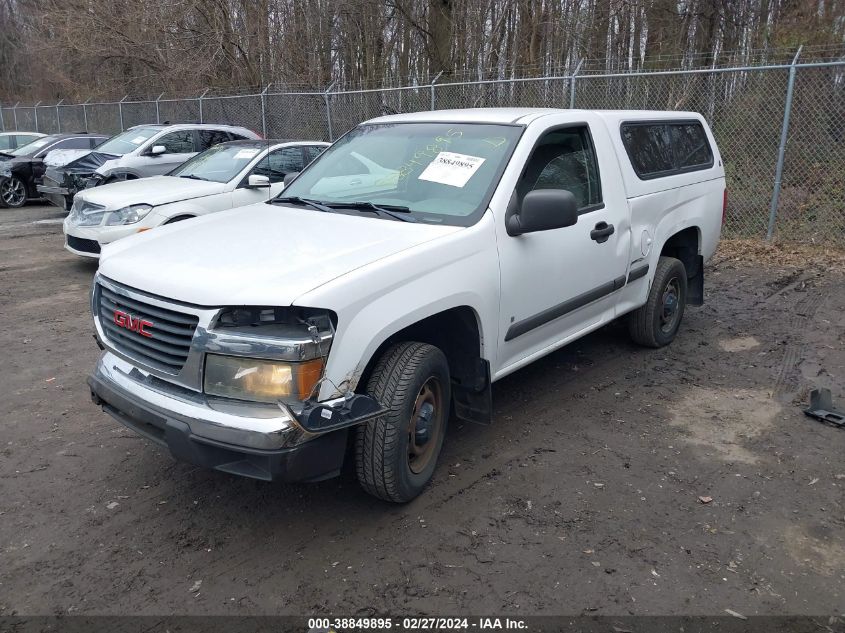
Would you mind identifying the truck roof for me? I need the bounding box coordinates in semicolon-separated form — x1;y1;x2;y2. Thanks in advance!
365;108;705;126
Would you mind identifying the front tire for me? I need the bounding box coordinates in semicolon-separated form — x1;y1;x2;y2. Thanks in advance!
355;342;450;503
0;177;28;208
628;256;688;348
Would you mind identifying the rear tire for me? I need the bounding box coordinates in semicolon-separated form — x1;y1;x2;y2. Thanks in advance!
355;342;450;503
628;256;687;348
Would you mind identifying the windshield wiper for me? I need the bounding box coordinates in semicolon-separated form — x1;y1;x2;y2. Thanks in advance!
327;201;416;223
272;196;336;213
179;174;208;181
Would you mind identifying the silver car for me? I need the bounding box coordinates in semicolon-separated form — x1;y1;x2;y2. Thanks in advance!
0;132;46;151
37;123;261;209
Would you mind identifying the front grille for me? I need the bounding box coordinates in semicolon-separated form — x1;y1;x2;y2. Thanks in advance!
66;235;100;254
97;283;199;373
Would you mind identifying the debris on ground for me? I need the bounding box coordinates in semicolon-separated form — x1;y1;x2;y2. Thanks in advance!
804;388;845;429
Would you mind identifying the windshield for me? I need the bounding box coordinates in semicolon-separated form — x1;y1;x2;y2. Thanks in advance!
10;136;57;156
170;143;263;183
280;122;523;225
95;127;161;156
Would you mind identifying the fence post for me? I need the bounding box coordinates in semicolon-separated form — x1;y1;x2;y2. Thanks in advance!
323;81;336;141
0;103;4;132
33;101;43;132
154;93;164;124
260;84;271;138
33;101;42;132
569;59;583;109
766;46;802;241
118;95;128;131
12;102;18;130
198;89;209;123
82;98;90;132
430;71;443;110
56;99;63;132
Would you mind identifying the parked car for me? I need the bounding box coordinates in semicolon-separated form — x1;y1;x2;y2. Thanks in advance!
64;140;328;257
0;131;45;152
87;108;725;502
38;123;261;210
0;133;109;208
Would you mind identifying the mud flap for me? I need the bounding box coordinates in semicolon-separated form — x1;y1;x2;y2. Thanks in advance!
687;254;704;306
452;358;492;425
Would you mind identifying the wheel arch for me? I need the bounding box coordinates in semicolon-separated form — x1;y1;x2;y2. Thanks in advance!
355;305;492;425
658;225;703;305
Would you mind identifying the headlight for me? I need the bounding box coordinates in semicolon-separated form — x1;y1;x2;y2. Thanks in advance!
204;354;324;403
105;204;153;226
70;198;107;226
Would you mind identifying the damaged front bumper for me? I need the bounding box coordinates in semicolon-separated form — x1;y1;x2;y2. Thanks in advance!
89;353;384;482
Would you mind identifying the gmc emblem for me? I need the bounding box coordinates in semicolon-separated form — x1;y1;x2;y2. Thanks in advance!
113;309;153;338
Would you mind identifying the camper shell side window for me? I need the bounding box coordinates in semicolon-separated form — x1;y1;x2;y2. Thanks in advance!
620;120;714;180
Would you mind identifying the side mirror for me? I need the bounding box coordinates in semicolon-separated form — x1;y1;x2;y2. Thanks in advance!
283;171;300;187
507;189;578;236
247;174;270;188
149;145;166;156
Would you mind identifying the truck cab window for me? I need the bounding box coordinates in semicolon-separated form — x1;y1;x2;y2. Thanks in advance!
519;127;602;210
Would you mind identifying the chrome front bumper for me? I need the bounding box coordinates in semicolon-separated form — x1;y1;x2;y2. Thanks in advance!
91;352;306;450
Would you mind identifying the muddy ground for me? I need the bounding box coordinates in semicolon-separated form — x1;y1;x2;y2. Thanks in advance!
0;205;843;617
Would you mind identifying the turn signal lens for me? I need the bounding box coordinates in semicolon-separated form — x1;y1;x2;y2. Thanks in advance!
204;355;324;402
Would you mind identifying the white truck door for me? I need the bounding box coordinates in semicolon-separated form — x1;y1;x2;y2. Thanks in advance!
494;117;632;376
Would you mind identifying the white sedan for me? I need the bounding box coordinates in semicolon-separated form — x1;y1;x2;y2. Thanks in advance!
63;140;328;258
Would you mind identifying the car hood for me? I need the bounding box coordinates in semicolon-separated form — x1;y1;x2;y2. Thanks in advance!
78;176;226;209
44;149;91;167
98;202;462;306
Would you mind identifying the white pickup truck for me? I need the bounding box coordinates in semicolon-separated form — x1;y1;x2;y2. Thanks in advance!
88;108;725;502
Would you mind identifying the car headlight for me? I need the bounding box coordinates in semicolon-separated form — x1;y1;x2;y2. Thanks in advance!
204;354;325;403
105;204;153;226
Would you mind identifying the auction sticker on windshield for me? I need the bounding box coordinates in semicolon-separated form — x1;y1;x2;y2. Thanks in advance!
234;149;261;159
418;151;485;188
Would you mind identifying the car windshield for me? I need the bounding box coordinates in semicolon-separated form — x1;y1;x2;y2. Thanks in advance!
279;122;523;225
95;127;161;156
169;143;263;183
10;136;57;156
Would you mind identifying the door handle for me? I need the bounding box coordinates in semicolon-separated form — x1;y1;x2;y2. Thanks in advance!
590;222;615;243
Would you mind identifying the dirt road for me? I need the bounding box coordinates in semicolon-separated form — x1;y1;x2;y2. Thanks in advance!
1;205;843;616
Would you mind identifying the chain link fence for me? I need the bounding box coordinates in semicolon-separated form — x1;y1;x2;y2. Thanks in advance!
2;58;843;245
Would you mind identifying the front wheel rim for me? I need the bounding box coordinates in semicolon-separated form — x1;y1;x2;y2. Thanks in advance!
659;276;681;333
408;377;444;475
1;179;25;206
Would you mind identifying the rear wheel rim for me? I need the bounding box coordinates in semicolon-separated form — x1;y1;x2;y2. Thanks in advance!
1;178;25;206
407;377;444;475
659;276;681;333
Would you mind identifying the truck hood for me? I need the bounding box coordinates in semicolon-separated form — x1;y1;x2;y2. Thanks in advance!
78;176;226;209
98;202;462;306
